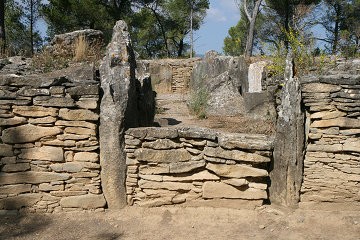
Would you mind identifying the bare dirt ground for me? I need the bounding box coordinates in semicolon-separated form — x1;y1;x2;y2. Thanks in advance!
1;205;359;240
155;94;275;135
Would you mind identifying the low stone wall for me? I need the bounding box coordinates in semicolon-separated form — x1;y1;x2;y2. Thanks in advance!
0;64;105;213
137;58;201;93
300;70;360;207
125;127;274;208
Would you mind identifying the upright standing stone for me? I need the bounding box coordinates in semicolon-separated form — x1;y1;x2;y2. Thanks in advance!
269;52;305;207
99;21;138;208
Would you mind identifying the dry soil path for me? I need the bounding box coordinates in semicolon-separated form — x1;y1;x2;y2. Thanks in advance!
0;205;359;240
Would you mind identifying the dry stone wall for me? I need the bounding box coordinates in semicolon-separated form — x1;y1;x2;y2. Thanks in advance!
124;127;274;208
0;64;106;212
137;58;201;93
300;61;360;208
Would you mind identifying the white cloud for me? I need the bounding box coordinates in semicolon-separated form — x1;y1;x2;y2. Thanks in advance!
220;0;240;14
206;8;227;22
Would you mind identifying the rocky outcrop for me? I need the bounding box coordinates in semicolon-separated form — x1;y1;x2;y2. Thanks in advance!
125;127;274;208
190;50;247;116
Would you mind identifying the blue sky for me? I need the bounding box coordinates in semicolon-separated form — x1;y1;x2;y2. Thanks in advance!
194;0;240;55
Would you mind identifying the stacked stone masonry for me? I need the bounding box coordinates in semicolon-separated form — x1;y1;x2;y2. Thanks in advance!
301;67;360;206
125;127;274;208
0;64;106;212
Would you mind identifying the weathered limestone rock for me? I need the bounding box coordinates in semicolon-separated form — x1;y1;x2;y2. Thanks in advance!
0;144;13;156
222;179;248;187
311;117;360;128
202;182;267;199
55;120;96;129
12;106;58;117
33;96;75;107
1;124;62;144
64;127;96;136
190;50;247;116
162;170;219;182
302;83;342;93
139;180;193;191
39;183;64;191
218;133;274;150
248;61;267;93
177;127;216;140
145;128;178;139
204;147;270;163
50;163;83;172
0;172;70;184
59;194;106;209
269;53;304;207
74;152;98;162
310;111;346;120
134;149;192;163
0;184;31;194
206;163;268;178
0;194;42;209
0;116;27;126
29;116;57;124
59;109;98;121
142;139;180;149
19;146;63;161
2;163;30;172
169;160;206;173
99;20;139;209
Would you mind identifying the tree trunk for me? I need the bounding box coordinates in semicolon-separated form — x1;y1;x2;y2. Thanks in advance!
30;0;34;56
177;38;184;57
244;0;262;57
190;0;193;58
150;8;170;57
332;3;341;54
0;0;5;54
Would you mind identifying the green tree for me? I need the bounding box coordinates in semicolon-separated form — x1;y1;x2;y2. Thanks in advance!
223;2;264;56
22;0;42;55
41;0;128;41
0;0;5;52
340;0;360;56
264;0;321;48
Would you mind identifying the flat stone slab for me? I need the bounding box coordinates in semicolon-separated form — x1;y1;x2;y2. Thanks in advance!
202;182;267;199
204;147;270;163
1;124;62;144
206;162;268;178
60;194;106;209
134;149;192;163
218;133;274;150
0;172;71;184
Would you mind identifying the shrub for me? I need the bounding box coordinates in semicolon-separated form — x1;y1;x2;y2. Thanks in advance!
188;77;209;119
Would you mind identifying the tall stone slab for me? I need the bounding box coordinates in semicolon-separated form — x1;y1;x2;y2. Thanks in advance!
99;21;138;208
269;53;305;207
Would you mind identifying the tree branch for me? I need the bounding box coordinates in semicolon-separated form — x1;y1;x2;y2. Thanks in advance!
243;0;252;22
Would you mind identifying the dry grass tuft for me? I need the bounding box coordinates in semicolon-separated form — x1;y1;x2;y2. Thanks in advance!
73;35;89;61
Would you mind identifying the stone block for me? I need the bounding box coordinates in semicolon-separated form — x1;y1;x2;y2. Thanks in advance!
206;163;268;178
0;116;27;126
145;128;178;139
222;179;248;187
311;117;360;128
0;193;42;209
39;183;64;191
177;127;216;140
2;163;30;172
169;160;205;173
302;83;342;93
162;170;219;182
202;182;267;199
134;149;192;163
19;146;63;161
64;127;96;136
33;96;75;107
0;184;31;194
50;163;83;173
1;124;62;144
139;165;169;175
138;180;193;191
74;152;98;162
0;172;70;184
0;144;13;156
12;106;58;117
55;120;96;129
218;133;274;150
141;139;180;149
29;116;57;124
76;99;98;109
204;147;270;163
59;194;106;209
59;109;99;121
